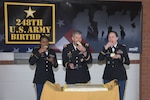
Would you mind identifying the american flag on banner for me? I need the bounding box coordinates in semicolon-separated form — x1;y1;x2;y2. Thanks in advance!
50;3;95;53
0;2;142;53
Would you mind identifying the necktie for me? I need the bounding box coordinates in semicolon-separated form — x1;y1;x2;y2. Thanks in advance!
112;46;115;53
45;51;48;55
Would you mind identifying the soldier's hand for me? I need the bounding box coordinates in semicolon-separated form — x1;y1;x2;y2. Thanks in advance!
76;43;86;53
112;54;121;59
104;42;113;50
68;63;75;69
38;46;47;53
46;57;54;64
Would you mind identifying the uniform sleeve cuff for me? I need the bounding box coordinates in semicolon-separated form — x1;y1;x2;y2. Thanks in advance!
120;55;125;63
65;62;69;68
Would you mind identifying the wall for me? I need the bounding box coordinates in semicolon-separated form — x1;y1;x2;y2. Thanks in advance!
140;0;150;100
0;53;139;100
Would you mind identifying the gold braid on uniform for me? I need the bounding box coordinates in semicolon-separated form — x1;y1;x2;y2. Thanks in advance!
84;55;91;61
30;47;40;59
65;62;69;68
34;55;39;59
30;53;39;59
100;51;106;55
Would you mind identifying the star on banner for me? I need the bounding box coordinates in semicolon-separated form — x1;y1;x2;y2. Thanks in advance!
26;48;33;52
57;19;64;27
12;48;19;52
24;7;36;18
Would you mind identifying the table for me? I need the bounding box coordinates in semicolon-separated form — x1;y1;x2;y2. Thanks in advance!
41;80;119;100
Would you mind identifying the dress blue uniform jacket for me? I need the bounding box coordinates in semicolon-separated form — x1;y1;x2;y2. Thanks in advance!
62;43;92;84
29;47;58;84
98;43;130;80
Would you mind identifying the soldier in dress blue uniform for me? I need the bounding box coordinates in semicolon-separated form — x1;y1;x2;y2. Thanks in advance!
98;31;130;100
29;36;58;100
62;30;92;84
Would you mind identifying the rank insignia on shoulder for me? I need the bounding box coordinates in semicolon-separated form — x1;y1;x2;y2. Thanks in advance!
34;47;40;49
63;44;67;48
85;43;89;47
122;44;126;46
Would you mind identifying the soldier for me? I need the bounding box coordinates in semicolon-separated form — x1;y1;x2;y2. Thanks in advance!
62;30;92;84
98;31;130;100
29;35;58;100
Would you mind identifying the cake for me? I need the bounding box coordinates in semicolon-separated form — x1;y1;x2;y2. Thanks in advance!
63;84;108;92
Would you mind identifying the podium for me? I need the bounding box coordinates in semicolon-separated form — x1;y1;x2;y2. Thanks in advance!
41;80;119;100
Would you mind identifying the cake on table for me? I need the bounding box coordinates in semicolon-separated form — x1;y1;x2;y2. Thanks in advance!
63;84;108;92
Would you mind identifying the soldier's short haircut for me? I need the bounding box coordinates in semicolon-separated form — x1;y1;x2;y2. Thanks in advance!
40;35;49;42
72;30;82;37
108;31;118;37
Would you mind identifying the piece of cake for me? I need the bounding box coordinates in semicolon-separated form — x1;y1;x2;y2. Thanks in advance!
63;84;108;92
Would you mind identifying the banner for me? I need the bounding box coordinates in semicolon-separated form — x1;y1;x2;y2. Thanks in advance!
4;2;55;44
0;1;142;53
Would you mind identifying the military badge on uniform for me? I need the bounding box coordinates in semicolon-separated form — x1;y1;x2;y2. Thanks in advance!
67;51;72;59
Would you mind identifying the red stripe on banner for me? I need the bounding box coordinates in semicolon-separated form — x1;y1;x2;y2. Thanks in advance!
51;45;61;52
64;29;74;42
89;46;95;52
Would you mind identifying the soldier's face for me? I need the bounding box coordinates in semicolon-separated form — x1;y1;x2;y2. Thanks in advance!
72;33;82;45
40;38;49;47
108;32;118;45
